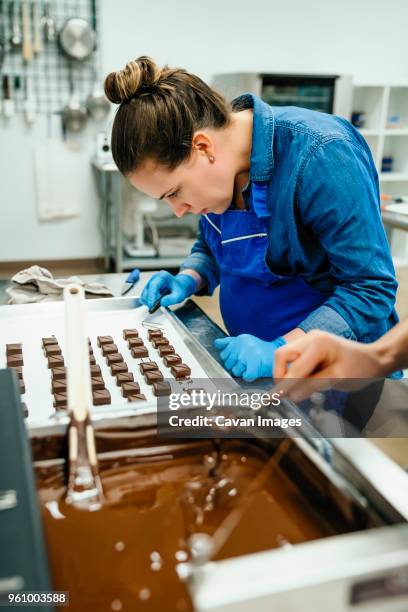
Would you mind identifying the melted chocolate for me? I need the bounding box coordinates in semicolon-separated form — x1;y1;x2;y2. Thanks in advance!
36;440;335;612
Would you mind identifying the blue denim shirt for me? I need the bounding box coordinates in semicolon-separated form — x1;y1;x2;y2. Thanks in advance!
180;93;399;344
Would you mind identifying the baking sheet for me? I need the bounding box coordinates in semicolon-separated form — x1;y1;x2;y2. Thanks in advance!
0;298;227;427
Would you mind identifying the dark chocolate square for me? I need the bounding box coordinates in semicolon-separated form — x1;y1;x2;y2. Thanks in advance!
139;361;159;374
152;381;171;396
52;380;67;394
52;367;67;380
116;372;134;386
163;354;182;367
91;377;105;391
53;392;67;408
110;362;128;375
7;354;24;367
121;381;141;397
90;364;102;377
47;355;64;369
6;343;22;355
97;335;113;347
42;336;58;347
145;370;164;384
106;352;124;365
152;337;169;348
92;388;111;406
171;364;191;379
44;344;61;357
101;343;118;356
131;347;149;359
158;345;175;357
127;393;147;402
127;337;144;348
123;329;139;339
148;329;163;340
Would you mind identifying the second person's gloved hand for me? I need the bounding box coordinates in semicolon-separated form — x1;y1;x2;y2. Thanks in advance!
140;271;198;310
214;334;286;382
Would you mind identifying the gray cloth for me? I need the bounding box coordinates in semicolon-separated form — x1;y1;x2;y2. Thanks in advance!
6;265;114;304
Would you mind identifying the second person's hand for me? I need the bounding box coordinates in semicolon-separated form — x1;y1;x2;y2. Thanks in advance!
139;270;199;310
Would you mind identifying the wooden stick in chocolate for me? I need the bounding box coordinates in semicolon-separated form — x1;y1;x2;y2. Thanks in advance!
64;284;103;510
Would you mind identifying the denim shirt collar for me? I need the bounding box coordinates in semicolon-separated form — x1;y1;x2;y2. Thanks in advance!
232;93;275;182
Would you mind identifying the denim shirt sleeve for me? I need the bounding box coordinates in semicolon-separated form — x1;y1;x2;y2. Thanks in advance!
296;138;398;341
179;217;220;295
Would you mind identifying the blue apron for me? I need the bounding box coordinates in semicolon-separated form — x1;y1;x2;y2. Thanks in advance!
202;182;328;341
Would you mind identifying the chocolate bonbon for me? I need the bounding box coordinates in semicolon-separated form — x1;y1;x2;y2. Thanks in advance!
163;354;182;367
52;367;66;380
123;329;139;339
152;337;169;348
91;377;105;391
121;382;141;398
42;336;58;347
152;380;171;396
158;345;175;357
7;354;23;367
6;343;22;355
145;370;164;385
97;335;113;347
131;347;149;359
127;393;147;402
127;337;144;348
147;329;163;340
47;355;64;369
116;372;134;386
52;380;66;394
92;389;111;406
106;353;124;365
139;361;159;374
171;364;191;379
110;362;128;376
101;343;118;356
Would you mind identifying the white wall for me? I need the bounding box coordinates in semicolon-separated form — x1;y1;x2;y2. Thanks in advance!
2;0;408;262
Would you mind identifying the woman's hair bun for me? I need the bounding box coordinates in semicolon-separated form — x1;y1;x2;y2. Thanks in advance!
104;56;161;104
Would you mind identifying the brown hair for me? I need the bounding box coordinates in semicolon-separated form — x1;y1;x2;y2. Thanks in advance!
104;56;230;175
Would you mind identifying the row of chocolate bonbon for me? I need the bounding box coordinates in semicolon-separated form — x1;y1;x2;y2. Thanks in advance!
145;328;192;381
98;333;146;402
6;343;27;415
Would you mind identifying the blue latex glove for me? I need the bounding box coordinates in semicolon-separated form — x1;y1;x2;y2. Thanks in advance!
140;271;198;309
214;334;286;382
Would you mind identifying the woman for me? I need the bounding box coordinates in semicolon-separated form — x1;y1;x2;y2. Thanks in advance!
104;56;400;381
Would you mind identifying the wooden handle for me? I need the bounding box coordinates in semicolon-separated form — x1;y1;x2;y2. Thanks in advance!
64;284;92;422
32;2;42;55
22;2;33;62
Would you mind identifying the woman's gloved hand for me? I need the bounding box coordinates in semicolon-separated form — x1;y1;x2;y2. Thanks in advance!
214;334;286;382
140;271;198;309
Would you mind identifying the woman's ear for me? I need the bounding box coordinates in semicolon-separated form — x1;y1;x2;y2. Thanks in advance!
192;131;215;161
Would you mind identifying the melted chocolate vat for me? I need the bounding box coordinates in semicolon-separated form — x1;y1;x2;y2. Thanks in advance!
35;439;342;611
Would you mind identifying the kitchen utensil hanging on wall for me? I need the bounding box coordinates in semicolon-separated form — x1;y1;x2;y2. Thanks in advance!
21;0;33;62
9;0;22;50
41;2;55;44
32;1;42;55
23;74;36;125
86;0;109;122
59;16;95;61
0;0;6;68
2;74;14;117
62;64;88;134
